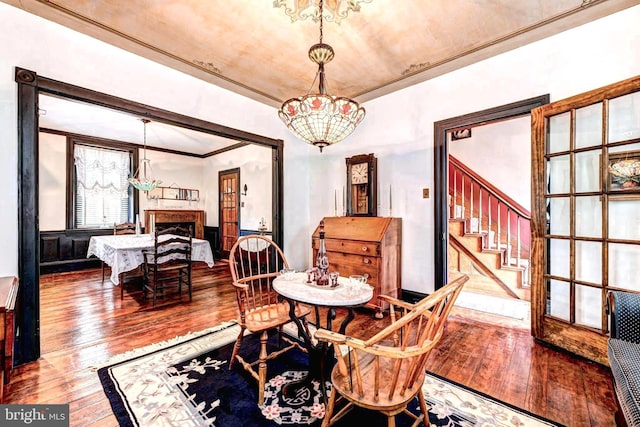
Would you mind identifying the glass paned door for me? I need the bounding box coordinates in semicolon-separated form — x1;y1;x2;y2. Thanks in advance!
532;75;640;365
219;169;240;258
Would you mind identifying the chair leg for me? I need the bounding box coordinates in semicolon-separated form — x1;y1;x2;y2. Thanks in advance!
322;386;337;427
258;330;269;406
387;415;396;427
101;262;105;284
142;271;148;301
229;327;246;369
153;279;157;307
277;325;283;347
417;390;430;427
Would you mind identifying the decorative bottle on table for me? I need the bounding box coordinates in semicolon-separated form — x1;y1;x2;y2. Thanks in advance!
315;220;330;286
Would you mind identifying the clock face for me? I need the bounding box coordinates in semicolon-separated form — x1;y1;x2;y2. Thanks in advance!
351;162;368;184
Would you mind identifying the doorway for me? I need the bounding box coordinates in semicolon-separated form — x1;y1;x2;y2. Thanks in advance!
15;67;284;365
219;168;240;258
433;95;549;322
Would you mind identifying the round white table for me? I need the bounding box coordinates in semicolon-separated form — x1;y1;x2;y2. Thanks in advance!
273;272;373;405
273;272;372;307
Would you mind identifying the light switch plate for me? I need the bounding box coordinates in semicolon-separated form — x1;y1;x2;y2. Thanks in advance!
423;188;429;198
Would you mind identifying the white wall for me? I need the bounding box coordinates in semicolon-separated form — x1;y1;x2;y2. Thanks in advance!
449;116;531;210
2;2;640;295
203;143;273;230
38;132;66;230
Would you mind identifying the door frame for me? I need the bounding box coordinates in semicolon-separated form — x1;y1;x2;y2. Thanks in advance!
14;67;284;365
219;168;241;258
433;95;550;290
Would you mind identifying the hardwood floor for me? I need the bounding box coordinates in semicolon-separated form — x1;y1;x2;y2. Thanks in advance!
4;264;618;426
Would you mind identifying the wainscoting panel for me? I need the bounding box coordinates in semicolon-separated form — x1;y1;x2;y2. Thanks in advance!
204;226;220;260
42;226;222;273
40;230;110;274
40;235;59;263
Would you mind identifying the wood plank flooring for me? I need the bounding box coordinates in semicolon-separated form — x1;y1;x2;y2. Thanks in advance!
3;263;618;426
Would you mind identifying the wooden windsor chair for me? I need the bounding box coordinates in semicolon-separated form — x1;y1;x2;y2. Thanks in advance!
315;274;469;427
228;234;310;405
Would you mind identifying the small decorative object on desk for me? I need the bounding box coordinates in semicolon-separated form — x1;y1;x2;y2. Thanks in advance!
279;268;296;280
306;267;318;284
148;213;155;234
135;214;141;235
315;220;330;286
329;271;339;287
347;274;369;295
258;217;267;234
349;274;369;286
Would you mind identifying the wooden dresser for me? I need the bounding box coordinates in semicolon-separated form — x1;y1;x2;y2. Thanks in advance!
144;209;205;239
0;276;18;402
312;217;402;317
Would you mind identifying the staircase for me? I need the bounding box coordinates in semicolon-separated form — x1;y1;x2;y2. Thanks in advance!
448;156;531;301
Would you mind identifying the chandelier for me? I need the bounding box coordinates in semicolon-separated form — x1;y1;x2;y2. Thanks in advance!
278;0;365;152
128;118;162;192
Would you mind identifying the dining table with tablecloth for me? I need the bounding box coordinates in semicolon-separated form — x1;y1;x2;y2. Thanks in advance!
87;233;214;285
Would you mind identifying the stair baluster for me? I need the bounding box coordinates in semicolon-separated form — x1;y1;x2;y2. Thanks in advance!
449;156;531;288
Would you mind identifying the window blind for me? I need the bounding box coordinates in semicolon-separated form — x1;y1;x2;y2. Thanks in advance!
74;144;132;228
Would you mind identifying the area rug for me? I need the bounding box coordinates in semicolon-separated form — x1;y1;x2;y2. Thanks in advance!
97;321;562;427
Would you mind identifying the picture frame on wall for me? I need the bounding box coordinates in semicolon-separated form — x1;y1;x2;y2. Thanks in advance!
451;128;472;141
608;150;640;193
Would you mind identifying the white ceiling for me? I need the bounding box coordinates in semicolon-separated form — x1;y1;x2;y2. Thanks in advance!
38;95;241;155
12;0;640;154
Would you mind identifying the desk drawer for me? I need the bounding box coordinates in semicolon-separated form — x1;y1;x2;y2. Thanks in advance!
314;238;380;257
327;252;378;283
331;252;378;270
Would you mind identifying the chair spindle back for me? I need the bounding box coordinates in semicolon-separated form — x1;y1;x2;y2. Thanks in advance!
229;235;289;314
316;274;469;425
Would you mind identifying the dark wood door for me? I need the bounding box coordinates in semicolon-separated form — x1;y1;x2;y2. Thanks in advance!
219;169;240;259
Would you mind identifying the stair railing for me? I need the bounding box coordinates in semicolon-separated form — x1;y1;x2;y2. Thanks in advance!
449;156;531;284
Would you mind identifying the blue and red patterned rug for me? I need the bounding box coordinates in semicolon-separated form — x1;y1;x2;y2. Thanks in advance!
97;321;562;426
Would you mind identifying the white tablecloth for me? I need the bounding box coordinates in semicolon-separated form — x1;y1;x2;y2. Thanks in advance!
87;234;214;285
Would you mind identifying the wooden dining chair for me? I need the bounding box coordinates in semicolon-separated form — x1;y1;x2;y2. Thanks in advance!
102;221;137;285
141;226;193;307
315;274;469;427
228;234;310;405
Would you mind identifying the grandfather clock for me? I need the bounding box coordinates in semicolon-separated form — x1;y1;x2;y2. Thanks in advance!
346;153;377;216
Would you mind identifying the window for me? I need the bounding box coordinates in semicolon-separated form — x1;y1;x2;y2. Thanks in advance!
72;142;134;229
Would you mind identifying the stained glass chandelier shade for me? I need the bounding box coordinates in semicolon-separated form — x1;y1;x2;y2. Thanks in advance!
128;118;162;191
278;0;365;152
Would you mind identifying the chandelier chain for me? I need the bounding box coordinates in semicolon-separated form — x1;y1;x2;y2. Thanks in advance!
319;0;324;44
143;119;147;159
